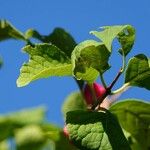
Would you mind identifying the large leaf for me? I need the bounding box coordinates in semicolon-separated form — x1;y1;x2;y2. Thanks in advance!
62;92;86;117
71;40;110;82
0;107;46;141
15;125;46;150
45;28;77;57
90;25;135;55
17;43;72;87
125;54;150;90
66;110;130;150
110;99;150;150
0;20;26;41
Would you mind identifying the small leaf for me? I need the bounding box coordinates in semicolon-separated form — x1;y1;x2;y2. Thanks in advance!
125;54;150;90
45;28;77;57
91;25;135;55
0;20;26;41
110;99;150;150
0;107;46;141
17;43;72;87
66;110;130;150
15;125;46;150
7;106;46;125
62;92;86;117
71;40;110;82
25;29;43;41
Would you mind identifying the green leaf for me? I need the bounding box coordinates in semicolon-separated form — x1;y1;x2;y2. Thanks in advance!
0;56;3;69
41;124;61;141
45;28;77;57
110;99;150;150
66;110;130;150
25;29;43;41
71;40;110;82
125;54;150;90
7;106;46;125
17;43;72;87
0;107;46;141
62;92;86;117
15;125;46;150
41;124;78;150
90;25;135;55
0;117;13;141
0;20;26;41
0;140;9;150
55;132;78;150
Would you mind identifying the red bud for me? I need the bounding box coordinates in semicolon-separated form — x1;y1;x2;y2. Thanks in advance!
84;82;106;105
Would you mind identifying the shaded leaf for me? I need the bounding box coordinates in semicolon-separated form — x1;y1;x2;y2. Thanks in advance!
0;20;26;41
17;43;72;87
55;131;78;150
91;25;135;55
125;54;150;90
110;99;150;150
66;110;130;150
41;124;78;150
45;28;77;57
71;40;110;82
62;92;86;117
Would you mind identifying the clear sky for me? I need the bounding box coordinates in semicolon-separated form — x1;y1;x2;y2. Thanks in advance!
0;0;149;126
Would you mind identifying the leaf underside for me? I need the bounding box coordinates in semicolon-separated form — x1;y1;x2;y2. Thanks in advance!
110;99;150;150
125;54;150;90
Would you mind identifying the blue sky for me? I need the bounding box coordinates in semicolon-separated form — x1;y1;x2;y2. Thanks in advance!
0;0;149;126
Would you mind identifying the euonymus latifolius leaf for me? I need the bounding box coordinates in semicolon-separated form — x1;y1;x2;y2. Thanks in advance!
15;125;46;150
62;92;86;117
0;20;26;41
66;110;131;150
71;40;110;82
25;28;77;58
25;29;43;41
17;43;72;87
125;54;150;90
110;99;150;150
0;107;46;141
90;25;135;56
46;28;77;57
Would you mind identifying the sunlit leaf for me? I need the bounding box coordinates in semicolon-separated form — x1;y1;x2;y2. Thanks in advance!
91;25;135;55
17;43;72;87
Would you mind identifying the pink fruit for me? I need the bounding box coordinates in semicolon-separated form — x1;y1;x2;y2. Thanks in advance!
84;82;106;105
63;125;69;138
